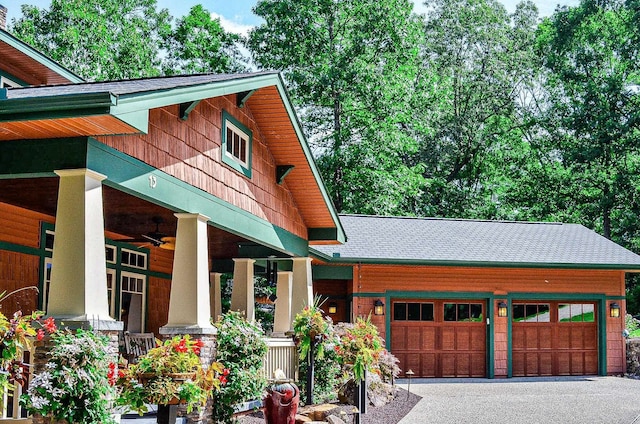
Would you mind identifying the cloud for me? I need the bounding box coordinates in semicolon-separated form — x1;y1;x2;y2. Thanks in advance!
211;12;253;36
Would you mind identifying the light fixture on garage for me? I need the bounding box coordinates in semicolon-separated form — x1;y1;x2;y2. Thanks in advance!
610;302;621;318
374;299;385;316
328;302;337;314
497;301;508;317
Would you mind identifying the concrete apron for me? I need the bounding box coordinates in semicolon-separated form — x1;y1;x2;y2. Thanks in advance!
396;376;640;424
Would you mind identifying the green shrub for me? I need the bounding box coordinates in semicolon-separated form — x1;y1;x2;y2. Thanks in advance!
212;311;268;423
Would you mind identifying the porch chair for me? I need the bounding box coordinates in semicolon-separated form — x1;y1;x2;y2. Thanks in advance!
124;331;156;363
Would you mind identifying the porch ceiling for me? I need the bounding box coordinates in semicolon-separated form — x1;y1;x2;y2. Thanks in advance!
0;178;248;259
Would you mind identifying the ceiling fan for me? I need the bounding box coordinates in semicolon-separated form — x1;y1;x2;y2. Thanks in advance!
117;216;176;250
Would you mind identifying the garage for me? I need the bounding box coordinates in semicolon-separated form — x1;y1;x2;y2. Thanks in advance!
391;300;487;377
511;301;598;376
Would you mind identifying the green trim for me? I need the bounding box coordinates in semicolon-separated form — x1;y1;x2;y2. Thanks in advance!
506;292;609;377
310;256;640;271
0;30;84;83
0;138;88;177
0;93;115;120
0;70;29;87
221;110;252;178
87;139;309;257
308;228;341;242
179;100;201;121
0;240;41;256
312;265;353;280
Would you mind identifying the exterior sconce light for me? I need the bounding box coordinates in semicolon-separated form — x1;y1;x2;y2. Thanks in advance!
497;301;508;317
610;302;621;318
374;299;385;316
328;302;337;314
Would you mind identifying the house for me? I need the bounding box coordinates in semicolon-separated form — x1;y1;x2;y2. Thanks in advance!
311;215;640;378
0;25;345;348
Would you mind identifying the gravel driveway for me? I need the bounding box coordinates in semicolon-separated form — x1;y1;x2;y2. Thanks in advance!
396;376;640;424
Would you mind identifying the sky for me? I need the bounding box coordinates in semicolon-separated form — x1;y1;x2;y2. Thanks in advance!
1;0;581;35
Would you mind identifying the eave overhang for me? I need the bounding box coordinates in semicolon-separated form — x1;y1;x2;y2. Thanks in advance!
309;248;640;271
0;72;346;244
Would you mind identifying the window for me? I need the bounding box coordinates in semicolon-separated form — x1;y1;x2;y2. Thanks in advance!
444;303;483;322
121;248;147;269
221;110;252;177
0;76;20;88
512;303;551;322
393;302;434;321
559;303;595;322
120;272;146;332
106;245;116;263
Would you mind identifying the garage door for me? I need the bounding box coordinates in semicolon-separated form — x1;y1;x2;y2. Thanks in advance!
511;302;598;376
391;300;486;377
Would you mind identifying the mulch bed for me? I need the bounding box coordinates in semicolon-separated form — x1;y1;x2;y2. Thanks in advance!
237;387;421;424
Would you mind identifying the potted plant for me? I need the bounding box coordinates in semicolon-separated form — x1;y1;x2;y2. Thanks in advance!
116;335;227;414
293;297;331;360
21;328;117;424
334;317;383;382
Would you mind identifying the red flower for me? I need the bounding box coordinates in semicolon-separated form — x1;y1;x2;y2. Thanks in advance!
36;329;45;341
175;339;188;353
43;317;57;333
219;375;228;385
223;368;230;376
107;362;117;386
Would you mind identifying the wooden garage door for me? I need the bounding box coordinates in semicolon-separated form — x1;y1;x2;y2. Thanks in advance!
512;302;598;376
391;300;486;378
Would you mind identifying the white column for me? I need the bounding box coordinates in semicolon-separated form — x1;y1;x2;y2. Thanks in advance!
210;272;223;323
48;169;118;329
161;213;215;334
230;258;255;322
272;271;293;337
291;257;313;320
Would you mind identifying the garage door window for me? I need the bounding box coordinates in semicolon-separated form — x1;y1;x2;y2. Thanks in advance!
559;303;595;322
444;303;483;322
512;303;550;322
393;302;434;321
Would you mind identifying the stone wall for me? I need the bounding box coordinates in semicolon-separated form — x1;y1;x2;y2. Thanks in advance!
627;338;640;376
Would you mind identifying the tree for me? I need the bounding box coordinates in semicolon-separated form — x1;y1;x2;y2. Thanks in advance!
10;0;171;81
413;0;540;218
534;0;640;242
162;5;248;75
248;0;426;214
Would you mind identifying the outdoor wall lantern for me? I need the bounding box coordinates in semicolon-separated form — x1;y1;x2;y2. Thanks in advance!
610;302;621;318
497;301;508;317
374;299;385;316
328;302;338;314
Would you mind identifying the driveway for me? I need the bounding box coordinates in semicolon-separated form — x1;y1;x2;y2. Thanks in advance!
395;376;640;424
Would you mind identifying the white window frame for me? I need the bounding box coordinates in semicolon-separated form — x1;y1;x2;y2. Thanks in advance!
120;248;147;270
119;271;147;332
221;110;252;178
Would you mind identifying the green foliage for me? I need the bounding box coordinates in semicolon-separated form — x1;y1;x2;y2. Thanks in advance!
162;5;248;75
293;297;331;360
22;329;117;424
249;0;426;214
11;0;171;81
334;318;384;382
297;336;343;404
213;311;268;423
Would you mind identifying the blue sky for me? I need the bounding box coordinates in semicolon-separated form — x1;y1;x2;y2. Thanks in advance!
2;0;580;34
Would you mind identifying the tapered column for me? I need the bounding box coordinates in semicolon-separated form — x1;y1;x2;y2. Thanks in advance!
161;213;215;334
47;169;118;329
210;272;223;323
291;257;313;320
272;271;293;336
230;258;255;321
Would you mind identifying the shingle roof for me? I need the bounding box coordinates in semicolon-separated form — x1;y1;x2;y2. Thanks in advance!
312;215;640;269
2;71;277;99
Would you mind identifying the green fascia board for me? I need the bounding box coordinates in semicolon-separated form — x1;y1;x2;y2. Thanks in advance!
312;265;353;280
309;256;640;271
0;92;115;118
0;30;84;84
87;138;309;257
308;228;341;241
0;137;88;177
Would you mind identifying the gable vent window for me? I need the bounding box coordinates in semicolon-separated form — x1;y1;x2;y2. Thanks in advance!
221;110;252;178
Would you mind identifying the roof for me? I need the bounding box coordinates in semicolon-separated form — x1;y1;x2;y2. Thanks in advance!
311;214;640;270
0;28;83;85
0;71;345;243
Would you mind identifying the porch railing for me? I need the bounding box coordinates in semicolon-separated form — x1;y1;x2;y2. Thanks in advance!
1;344;33;421
262;338;298;382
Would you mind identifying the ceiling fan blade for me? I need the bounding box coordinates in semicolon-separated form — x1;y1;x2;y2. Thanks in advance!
141;234;163;246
